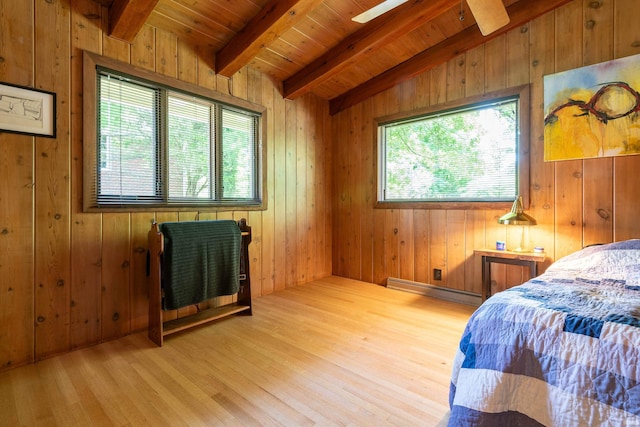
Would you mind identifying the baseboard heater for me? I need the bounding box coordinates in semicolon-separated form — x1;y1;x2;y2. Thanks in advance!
386;277;481;307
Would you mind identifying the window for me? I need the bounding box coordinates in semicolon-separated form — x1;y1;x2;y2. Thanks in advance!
83;51;265;211
376;85;530;209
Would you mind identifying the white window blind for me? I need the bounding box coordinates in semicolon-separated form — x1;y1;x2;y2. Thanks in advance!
380;98;519;203
98;74;160;204
221;108;258;200
167;94;212;200
93;67;262;209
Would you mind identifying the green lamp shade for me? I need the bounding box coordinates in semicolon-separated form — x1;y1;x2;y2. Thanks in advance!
498;196;537;226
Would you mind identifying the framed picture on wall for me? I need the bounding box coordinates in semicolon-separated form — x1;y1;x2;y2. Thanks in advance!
0;81;56;138
543;53;640;161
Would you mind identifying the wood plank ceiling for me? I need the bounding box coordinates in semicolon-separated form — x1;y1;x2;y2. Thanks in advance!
92;0;573;114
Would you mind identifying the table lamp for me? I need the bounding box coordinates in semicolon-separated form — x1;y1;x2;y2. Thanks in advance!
497;195;536;252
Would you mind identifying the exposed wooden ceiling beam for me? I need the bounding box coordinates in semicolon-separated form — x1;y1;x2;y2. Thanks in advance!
329;0;573;115
216;0;325;78
283;0;460;100
108;0;159;43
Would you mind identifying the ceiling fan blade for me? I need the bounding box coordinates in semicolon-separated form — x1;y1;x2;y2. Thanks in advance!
466;0;510;36
352;0;409;23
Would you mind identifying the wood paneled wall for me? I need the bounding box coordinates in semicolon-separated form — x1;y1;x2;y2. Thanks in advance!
2;0;639;372
0;0;331;371
332;0;640;294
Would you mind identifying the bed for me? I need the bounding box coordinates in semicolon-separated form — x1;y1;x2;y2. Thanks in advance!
448;239;640;426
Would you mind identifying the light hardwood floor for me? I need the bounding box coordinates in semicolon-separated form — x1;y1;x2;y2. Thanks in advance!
0;276;476;426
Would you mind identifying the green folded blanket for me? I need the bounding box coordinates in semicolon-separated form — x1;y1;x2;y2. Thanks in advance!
160;220;241;310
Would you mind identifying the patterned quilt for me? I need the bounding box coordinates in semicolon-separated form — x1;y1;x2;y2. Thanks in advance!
448;240;640;426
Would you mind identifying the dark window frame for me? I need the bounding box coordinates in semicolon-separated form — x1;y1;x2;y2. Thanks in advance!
82;51;267;212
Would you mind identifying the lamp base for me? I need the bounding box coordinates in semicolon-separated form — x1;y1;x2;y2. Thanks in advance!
509;225;531;253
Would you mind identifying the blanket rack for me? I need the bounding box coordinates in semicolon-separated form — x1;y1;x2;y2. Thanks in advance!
147;218;252;346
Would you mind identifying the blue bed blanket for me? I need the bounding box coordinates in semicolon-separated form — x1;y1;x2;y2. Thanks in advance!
449;240;640;426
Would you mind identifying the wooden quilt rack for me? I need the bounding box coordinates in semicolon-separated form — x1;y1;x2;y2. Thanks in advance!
147;218;252;346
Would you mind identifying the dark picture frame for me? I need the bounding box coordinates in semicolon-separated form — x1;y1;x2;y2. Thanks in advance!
0;81;56;138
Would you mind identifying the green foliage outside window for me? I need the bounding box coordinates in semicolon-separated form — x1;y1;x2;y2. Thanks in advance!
167;95;211;199
96;69;261;208
380;98;519;203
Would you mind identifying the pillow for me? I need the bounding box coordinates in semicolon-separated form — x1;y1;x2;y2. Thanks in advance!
543;239;640;287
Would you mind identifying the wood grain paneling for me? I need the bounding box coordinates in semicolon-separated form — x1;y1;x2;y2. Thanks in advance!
34;0;72;361
0;0;35;370
553;0;585;260
331;0;640;292
528;11;556;271
582;0;614;246
0;0;332;371
70;0;103;353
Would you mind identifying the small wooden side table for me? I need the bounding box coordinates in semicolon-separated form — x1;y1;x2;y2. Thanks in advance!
474;249;546;301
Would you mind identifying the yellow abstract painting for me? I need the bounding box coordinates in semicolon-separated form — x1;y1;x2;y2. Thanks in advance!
543;53;640;161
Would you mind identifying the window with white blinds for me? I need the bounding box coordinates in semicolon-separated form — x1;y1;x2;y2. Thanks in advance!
376;86;529;207
87;63;263;210
98;74;160;202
